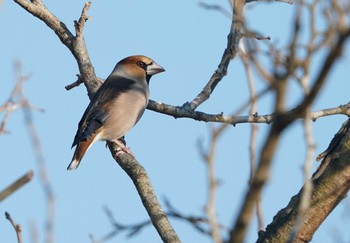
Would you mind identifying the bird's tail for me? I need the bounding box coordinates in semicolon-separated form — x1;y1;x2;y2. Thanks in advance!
67;140;92;170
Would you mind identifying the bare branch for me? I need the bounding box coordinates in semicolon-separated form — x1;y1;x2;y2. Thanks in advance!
294;33;350;118
257;118;350;242
0;170;34;202
198;2;232;18
14;0;101;97
149;99;350;125
239;42;264;231
13;62;56;243
199;128;223;243
229;4;350;241
13;2;180;241
1;66;30;134
99;201;222;241
182;0;245;111
311;103;350;121
242;32;271;41
65;74;84;90
5;212;23;243
0;102;19;134
107;142;181;243
288;109;315;243
74;1;91;37
288;3;318;240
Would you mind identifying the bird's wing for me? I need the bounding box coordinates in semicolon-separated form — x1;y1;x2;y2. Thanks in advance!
71;76;135;148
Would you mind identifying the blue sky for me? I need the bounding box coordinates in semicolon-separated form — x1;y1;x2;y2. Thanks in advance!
1;1;350;243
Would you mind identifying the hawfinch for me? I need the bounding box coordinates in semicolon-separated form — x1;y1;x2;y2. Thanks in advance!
67;55;165;170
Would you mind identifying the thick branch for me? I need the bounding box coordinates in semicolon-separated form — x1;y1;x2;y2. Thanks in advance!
257;118;350;242
13;1;180;242
107;142;181;243
228;17;350;243
13;0;74;46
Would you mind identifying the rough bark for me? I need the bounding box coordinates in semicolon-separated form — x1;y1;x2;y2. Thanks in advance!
256;119;350;243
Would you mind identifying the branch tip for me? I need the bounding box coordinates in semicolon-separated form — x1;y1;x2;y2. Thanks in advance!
65;75;84;90
74;1;92;37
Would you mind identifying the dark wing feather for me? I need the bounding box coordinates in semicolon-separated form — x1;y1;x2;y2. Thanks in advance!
71;75;135;148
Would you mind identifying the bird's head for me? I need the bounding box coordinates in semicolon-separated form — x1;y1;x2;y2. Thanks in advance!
113;55;165;84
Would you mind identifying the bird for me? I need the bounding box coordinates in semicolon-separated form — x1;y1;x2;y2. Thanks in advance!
67;55;165;170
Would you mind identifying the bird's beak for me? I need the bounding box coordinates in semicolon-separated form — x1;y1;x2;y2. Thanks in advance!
146;61;165;75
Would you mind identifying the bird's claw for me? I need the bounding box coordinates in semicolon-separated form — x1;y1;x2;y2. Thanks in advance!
115;146;134;157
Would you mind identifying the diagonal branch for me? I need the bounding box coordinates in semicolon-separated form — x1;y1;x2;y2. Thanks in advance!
182;0;245;111
228;13;350;243
5;212;23;243
14;0;100;98
257;118;350;242
107;142;181;243
13;1;180;242
0;170;34;202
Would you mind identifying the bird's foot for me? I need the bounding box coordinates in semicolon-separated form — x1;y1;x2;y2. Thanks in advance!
115;139;134;157
115;146;134;157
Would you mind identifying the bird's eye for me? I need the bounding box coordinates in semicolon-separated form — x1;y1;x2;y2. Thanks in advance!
136;61;146;69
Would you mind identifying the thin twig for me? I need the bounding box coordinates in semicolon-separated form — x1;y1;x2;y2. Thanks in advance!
14;62;55;243
239;42;264;231
0;69;34;134
198;128;223;243
5;212;23;243
182;0;245;111
148;100;350;125
65;74;84;90
198;2;232;18
98;201;225;241
74;1;91;37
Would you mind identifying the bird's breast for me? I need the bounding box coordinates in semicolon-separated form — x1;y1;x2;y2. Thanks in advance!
100;87;149;141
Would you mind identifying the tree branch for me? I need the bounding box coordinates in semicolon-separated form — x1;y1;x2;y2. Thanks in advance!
107;142;181;243
5;212;23;243
239;42;265;231
182;0;245;111
257;118;350;242
228;7;350;242
0;170;34;202
148;100;350;125
13;1;180;242
12;61;56;243
198;128;223;243
14;0;101;98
